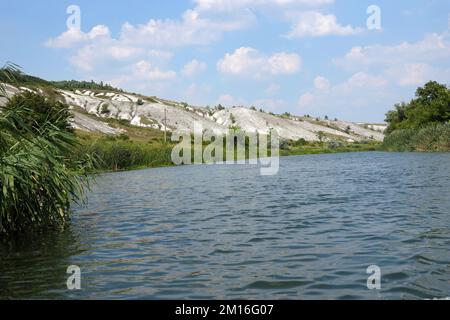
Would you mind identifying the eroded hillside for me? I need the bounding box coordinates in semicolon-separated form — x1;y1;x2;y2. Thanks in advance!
1;83;385;142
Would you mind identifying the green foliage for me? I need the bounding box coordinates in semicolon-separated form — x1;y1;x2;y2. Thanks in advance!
0;68;123;92
383;81;450;151
385;81;450;133
328;141;343;149
292;138;307;147
316;131;325;143
229;113;236;124
0;92;91;237
3;92;73;134
74;139;173;172
382;123;450;152
100;103;110;115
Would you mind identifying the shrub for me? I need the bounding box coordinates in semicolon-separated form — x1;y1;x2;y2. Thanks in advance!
293;138;307;147
100;104;110;114
328;141;343;149
3;91;73;133
382;123;450;152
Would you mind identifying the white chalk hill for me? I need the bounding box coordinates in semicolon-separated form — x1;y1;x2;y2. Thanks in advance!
1;83;385;142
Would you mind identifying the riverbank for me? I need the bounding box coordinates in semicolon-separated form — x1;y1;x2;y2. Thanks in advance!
382;123;450;152
74;130;382;173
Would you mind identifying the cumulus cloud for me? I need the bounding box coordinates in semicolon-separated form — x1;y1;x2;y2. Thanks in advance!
298;72;390;120
314;76;330;91
69;42;143;72
217;94;248;107
335;33;450;69
299;72;387;107
107;60;177;88
182;59;207;76
298;92;315;107
45;25;110;48
217;47;301;79
285;11;362;38
45;6;253;79
119;9;252;47
333;33;450;87
385;63;442;87
147;50;174;60
194;0;334;12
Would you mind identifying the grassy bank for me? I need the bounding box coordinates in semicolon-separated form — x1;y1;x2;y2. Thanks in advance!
382;122;450;152
75;133;174;172
74;129;382;173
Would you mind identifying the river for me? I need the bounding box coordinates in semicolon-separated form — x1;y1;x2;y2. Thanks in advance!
1;152;450;299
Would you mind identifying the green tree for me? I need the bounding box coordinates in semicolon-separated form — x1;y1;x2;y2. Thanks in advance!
385;81;450;133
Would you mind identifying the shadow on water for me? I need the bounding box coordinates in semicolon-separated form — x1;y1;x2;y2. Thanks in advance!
0;223;85;299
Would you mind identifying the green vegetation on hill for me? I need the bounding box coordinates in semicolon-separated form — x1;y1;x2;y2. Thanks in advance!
382;81;450;152
0;67;123;92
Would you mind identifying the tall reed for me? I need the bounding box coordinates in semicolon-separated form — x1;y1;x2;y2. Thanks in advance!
0;89;91;236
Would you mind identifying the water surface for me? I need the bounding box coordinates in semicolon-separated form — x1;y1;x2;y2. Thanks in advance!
1;152;450;299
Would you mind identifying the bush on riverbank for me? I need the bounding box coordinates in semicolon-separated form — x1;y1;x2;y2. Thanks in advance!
382;123;450;152
383;81;450;152
0;91;91;237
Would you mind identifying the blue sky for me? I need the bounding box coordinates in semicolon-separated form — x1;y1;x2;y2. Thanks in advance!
1;0;449;122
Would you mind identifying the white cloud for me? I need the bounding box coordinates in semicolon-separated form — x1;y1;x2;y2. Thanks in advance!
46;6;253;78
385;63;439;87
217;94;248;107
314;76;330;91
182;59;207;76
300;72;387;105
334;33;450;87
147;50;174;60
180;83;212;105
107;60;177;88
336;72;387;92
335;33;450;69
298;92;314;107
119;9;252;48
132;60;177;81
46;25;110;48
217;47;301;78
285;11;362;38
194;0;334;12
69;42;142;72
298;72;389;120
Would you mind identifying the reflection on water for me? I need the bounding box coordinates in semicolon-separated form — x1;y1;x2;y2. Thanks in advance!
1;152;450;299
